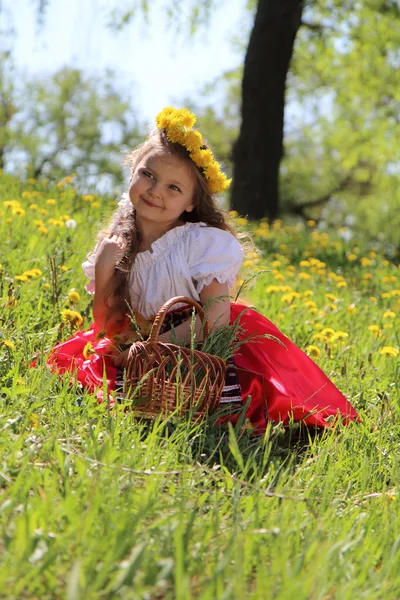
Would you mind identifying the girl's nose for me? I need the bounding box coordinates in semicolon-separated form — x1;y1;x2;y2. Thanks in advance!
148;181;162;198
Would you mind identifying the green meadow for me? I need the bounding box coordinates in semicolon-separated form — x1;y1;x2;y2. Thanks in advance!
0;172;399;599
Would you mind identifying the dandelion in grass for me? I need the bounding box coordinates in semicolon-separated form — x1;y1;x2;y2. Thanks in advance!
346;305;356;314
59;265;68;272
12;207;25;216
383;311;396;319
379;346;399;357
15;274;29;282
61;308;84;329
321;328;335;339
67;290;80;306
65;219;77;229
337;281;347;288
306;345;321;358
29;203;38;210
381;292;390;299
2;340;15;351
46;198;57;205
83;194;94;202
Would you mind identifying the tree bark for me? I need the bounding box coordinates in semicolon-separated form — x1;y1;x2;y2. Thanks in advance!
231;0;304;221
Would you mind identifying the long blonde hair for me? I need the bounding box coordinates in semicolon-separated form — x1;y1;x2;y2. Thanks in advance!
97;128;240;314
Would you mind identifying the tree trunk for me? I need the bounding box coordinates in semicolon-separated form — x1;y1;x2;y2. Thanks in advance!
231;0;304;221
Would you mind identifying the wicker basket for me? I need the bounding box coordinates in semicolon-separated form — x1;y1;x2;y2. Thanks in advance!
124;296;226;418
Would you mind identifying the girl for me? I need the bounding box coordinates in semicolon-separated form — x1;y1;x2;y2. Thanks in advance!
49;107;359;431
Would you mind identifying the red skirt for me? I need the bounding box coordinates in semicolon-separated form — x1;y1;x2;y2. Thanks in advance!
47;302;359;430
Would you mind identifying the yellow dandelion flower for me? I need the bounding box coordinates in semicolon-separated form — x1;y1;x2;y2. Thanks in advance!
391;290;400;297
299;272;311;280
27;177;36;184
236;217;248;227
194;149;214;168
306;345;321;358
266;285;279;293
384;323;393;329
360;257;372;267
337;281;347;288
243;260;253;268
383;311;396;319
61;308;84;328
325;293;338;302
29;203;38;210
368;325;380;334
38;226;48;235
303;290;314;297
321;328;335;339
182;130;203;153
306;220;317;228
308;307;318;314
59;265;69;272
304;300;317;308
369;296;377;303
56;181;65;188
229;210;238;218
67;290;80;305
347;254;357;262
15;275;29;282
91;201;100;208
331;331;349;341
46;198;57;205
2;340;15;350
40;208;48;215
166;125;184;144
381;292;390;299
178;108;196;129
299;260;310;268
204;162;222;181
83;194;94;202
22;191;31;198
12;207;25;216
379;346;399;357
83;341;95;360
346;305;356;314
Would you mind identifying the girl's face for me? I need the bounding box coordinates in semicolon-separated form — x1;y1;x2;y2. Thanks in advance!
129;151;196;228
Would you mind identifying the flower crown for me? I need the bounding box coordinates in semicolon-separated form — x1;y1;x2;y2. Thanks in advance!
155;107;232;194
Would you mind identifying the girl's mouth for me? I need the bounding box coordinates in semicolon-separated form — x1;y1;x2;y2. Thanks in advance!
142;197;160;208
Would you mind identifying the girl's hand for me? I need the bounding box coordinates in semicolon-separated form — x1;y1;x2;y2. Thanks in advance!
95;235;125;274
113;347;130;368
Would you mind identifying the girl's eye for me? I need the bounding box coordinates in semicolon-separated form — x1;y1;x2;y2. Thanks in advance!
169;184;181;193
142;170;154;179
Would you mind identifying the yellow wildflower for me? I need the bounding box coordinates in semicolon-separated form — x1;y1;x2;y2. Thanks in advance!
83;194;95;202
2;340;15;350
183;130;203;153
46;198;57;205
27;177;36;184
61;308;84;328
381;292;390;299
67;290;80;305
369;297;377;303
91;202;100;208
306;220;317;228
346;305;356;314
379;346;399;357
15;275;29;282
83;341;95;360
347;254;357;262
325;293;338;302
299;260;310;268
38;226;48;235
337;281;347;288
59;265;69;272
368;325;380;335
331;331;349;341
299;272;311;280
29;204;38;210
383;311;396;319
321;328;335;339
12;207;25;216
306;345;321;358
303;290;314;297
360;257;372;267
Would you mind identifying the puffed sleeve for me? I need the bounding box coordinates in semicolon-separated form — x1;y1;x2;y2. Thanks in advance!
187;225;244;294
82;245;97;294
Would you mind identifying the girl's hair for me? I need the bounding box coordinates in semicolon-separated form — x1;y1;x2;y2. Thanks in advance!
96;128;240;316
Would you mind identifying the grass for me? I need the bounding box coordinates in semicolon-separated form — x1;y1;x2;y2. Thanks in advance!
0;171;399;599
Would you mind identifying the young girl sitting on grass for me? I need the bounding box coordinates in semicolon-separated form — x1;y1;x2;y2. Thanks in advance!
49;107;359;431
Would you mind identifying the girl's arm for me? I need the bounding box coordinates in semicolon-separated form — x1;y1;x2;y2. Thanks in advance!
92;235;126;334
113;279;230;367
157;279;230;343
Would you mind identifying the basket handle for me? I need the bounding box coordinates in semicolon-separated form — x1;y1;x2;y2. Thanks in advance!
148;296;210;344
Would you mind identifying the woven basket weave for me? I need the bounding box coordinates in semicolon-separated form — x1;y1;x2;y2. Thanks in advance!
124;296;226;418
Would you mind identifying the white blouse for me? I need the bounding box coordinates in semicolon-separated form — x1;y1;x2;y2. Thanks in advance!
82;221;244;319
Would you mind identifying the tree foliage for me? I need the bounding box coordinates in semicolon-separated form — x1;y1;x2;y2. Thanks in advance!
1;63;142;189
